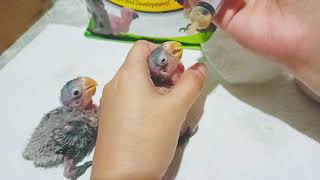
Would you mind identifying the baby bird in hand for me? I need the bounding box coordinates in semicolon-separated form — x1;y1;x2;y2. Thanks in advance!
148;41;185;88
148;41;198;144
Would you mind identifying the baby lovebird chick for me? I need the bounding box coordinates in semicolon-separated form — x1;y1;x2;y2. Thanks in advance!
23;77;98;180
148;41;198;143
148;41;185;88
149;42;200;180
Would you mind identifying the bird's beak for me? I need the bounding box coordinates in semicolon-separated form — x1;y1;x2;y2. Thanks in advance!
132;12;139;19
82;77;98;100
164;41;183;60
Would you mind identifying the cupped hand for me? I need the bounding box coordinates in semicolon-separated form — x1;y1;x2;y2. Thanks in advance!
186;0;320;93
213;0;320;93
90;40;207;180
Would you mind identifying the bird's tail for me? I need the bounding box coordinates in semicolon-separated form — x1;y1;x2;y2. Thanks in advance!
22;143;34;161
22;151;33;160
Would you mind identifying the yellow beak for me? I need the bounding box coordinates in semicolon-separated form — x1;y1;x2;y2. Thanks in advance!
164;41;183;60
83;77;98;90
82;77;98;101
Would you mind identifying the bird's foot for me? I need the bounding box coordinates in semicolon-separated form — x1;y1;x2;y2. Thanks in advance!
22;151;33;160
63;158;92;180
72;161;93;180
179;23;191;32
179;27;187;32
63;158;75;179
178;126;199;146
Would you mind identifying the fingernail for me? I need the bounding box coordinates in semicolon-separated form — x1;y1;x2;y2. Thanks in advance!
191;63;208;78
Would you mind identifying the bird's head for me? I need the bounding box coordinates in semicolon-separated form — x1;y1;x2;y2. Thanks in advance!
60;77;98;110
121;8;139;20
148;41;184;87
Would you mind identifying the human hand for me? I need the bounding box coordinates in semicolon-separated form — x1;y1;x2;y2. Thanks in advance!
212;0;320;93
90;40;207;180
186;0;320;93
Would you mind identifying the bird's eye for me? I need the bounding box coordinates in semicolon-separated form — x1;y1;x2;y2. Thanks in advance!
73;90;80;96
159;58;168;66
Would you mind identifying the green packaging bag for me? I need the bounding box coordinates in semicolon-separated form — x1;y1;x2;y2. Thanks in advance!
84;0;216;49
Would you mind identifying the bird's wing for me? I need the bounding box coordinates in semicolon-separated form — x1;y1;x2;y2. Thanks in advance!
51;120;97;159
23;107;69;161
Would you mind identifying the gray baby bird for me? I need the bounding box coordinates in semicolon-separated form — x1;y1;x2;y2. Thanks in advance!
23;77;98;180
148;41;198;143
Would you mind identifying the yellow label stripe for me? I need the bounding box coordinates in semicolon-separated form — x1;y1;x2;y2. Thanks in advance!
109;0;183;12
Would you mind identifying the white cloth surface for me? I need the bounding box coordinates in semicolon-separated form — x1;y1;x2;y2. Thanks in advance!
1;25;320;180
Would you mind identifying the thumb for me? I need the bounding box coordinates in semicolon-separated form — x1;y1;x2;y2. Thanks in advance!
169;63;208;109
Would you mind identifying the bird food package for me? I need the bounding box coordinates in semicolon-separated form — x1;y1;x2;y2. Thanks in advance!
85;0;217;49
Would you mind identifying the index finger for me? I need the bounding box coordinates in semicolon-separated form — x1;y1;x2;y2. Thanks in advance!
121;40;158;73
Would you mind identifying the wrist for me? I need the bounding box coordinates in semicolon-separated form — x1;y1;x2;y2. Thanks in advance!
90;129;165;180
91;153;162;180
91;169;161;180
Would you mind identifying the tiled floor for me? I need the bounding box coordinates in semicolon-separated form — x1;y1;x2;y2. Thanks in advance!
0;0;89;69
